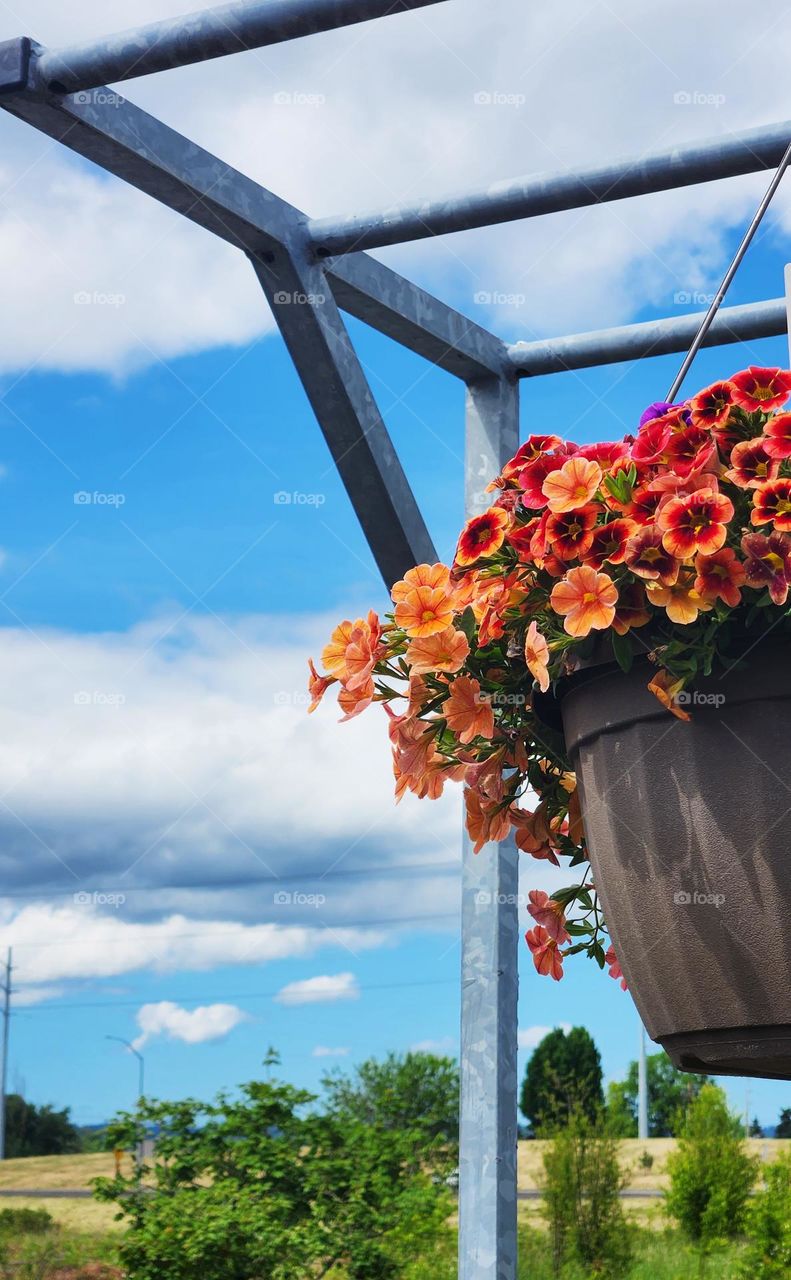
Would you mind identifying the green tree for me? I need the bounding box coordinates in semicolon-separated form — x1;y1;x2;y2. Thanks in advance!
541;1109;632;1277
4;1095;80;1158
775;1107;791;1138
665;1083;758;1245
323;1050;459;1147
94;1055;454;1280
520;1027;603;1132
606;1050;703;1137
738;1151;791;1278
749;1116;764;1138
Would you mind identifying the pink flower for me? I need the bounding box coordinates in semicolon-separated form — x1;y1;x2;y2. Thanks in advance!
605;945;627;991
527;890;571;943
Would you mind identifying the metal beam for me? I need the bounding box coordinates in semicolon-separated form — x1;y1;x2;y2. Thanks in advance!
459;376;520;1280
308;119;791;254
507;297;787;377
35;0;449;94
250;248;436;585
0;49;507;381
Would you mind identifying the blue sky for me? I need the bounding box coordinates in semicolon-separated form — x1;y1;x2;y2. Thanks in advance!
0;0;790;1132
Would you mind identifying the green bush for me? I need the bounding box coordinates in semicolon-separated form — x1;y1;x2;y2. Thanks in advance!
540;1110;633;1277
737;1151;791;1278
665;1083;758;1245
0;1207;55;1236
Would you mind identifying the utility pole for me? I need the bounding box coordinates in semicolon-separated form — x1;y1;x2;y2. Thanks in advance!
638;1023;648;1142
0;949;12;1160
106;1036;145;1166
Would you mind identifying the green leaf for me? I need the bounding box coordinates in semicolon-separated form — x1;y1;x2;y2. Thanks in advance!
458;607;477;644
611;630;634;673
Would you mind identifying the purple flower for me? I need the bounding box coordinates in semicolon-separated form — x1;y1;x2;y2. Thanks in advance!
639;400;691;428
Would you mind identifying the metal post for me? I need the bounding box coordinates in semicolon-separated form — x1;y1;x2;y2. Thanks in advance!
0;949;11;1160
106;1036;145;1165
459;376;520;1280
784;265;791;366
637;1025;648;1142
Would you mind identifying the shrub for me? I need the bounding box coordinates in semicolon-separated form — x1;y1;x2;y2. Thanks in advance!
737;1151;791;1278
639;1149;654;1170
540;1110;633;1277
0;1207;55;1235
665;1083;758;1244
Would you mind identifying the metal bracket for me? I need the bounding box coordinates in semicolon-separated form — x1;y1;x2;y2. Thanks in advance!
0;38;31;95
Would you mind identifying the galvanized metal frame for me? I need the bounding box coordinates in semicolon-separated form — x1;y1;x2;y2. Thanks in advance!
0;7;789;1278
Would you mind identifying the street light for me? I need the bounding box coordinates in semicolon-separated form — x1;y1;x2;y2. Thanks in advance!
106;1035;145;1168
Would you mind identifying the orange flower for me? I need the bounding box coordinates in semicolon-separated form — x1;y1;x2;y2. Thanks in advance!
511;804;559;865
725;439;778;489
542;456;602;513
525;925;564;980
762;412;791;460
343;614;382;690
524;621;550;693
338;677;375;721
751;479;791;532
647;669;691;721
464;788;511;853
550;565;618;637
624;526;680;585
545;504;598;560
527;889;570;943
604;944;627;991
645;574;712;625
657;489;733;558
741;531;791;605
391;562;451;603
455;507;510;566
406;626;470;674
307;658;335;713
730;366;791;413
688;379;735;430
321;619;357;678
694;548;745;608
443;675;494;743
394;585;454;638
583;518;637;569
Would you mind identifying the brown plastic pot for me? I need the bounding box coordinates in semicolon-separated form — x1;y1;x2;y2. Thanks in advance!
557;638;791;1080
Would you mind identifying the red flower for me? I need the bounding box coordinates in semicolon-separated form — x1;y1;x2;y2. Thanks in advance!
578;441;630;466
751;479;791;532
612;582;651;635
455;506;510;566
688;379;735;430
726;439;779;489
546;504;598;560
604;945;627;991
624;526;680;585
630;418;671;465
497;435;563;484
730;366;791;413
741;531;791;604
525;925;564;981
694;547;746;608
762;412;791;460
517;454;561;509
664;424;716;477
583;518;637;569
625;484;664;525
506;518;540;562
657;489;733;558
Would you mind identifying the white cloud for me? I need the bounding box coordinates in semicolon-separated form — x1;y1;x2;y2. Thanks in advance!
518;1022;572;1052
131;999;248;1049
274;972;359;1006
312;1045;350;1058
1;1;790;373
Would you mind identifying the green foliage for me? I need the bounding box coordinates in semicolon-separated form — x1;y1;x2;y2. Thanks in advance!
94;1054;454;1280
638;1149;654;1170
3;1094;80;1158
540;1111;633;1278
749;1116;764;1138
775;1107;791;1138
665;1083;758;1245
78;1124;113;1153
0;1208;54;1236
606;1051;703;1137
322;1049;459;1148
737;1151;791;1278
520;1027;603;1132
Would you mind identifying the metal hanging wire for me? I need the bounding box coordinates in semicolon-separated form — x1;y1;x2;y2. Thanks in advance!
666;137;791;402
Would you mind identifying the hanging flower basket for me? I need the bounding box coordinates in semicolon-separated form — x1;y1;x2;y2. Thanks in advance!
308;366;791;1080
